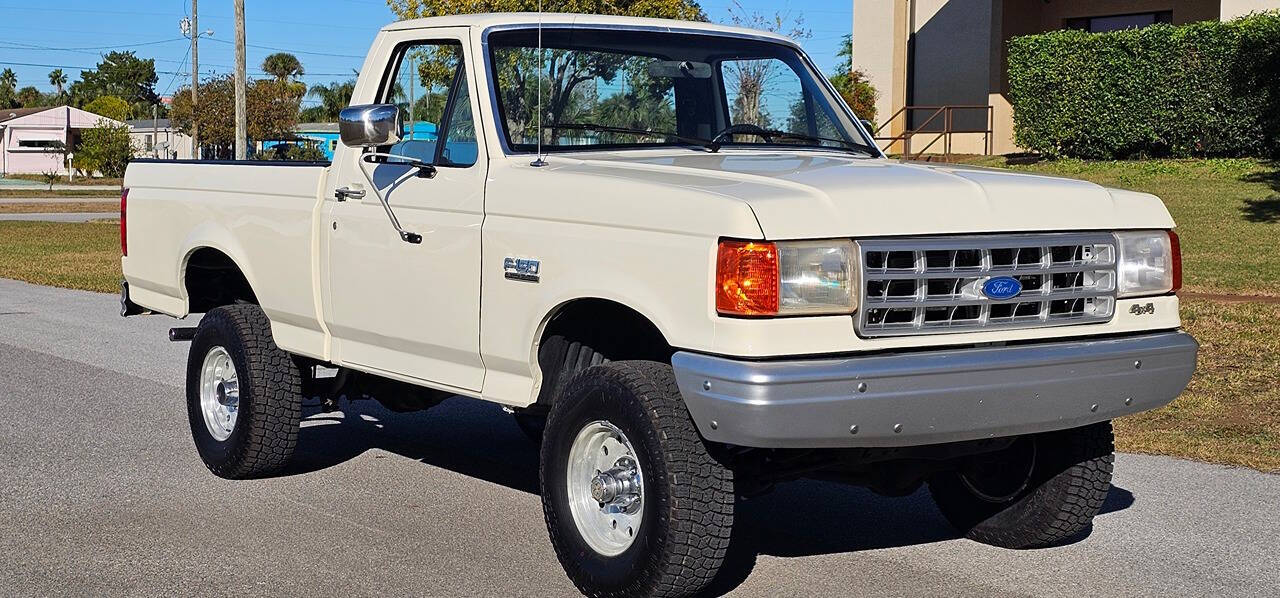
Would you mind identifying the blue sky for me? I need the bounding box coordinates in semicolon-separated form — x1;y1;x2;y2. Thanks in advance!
0;0;851;108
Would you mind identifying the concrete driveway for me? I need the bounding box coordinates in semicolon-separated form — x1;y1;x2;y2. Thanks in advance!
0;278;1275;597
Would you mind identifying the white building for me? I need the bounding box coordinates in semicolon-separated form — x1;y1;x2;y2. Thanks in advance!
126;119;194;160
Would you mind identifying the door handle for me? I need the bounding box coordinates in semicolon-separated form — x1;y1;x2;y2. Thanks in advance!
334;186;365;201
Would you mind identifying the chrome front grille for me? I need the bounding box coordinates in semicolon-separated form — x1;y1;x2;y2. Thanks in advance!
858;234;1117;337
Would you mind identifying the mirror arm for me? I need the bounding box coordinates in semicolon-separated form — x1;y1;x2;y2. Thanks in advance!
356;153;428;245
361;152;438;179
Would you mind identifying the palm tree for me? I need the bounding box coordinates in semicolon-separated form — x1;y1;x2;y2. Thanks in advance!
261;53;304;81
305;79;356;122
49;69;68;99
0;69;16;108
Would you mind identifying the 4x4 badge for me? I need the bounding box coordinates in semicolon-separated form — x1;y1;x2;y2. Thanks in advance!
1130;303;1156;316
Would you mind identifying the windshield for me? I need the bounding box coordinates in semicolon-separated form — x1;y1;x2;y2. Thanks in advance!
486;27;876;155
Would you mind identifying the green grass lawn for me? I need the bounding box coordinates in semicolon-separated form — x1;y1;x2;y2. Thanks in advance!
0;220;121;293
955;157;1280;296
0;158;1277;472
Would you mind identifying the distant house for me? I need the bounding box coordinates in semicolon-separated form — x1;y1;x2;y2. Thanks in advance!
260;121;438;161
126;119;193;161
1;106;125;175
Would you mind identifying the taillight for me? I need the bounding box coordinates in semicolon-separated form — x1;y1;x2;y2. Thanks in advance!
716;240;779;316
1170;230;1182;293
120;188;128;256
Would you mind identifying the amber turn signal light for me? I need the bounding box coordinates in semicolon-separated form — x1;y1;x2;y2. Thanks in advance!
716;240;779;316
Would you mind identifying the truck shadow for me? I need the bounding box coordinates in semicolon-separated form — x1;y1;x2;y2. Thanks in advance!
285;395;1135;595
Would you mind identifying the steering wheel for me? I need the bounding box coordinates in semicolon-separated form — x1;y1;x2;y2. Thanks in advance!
709;123;776;149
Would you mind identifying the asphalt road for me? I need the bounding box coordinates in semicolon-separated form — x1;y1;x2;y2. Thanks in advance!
1;278;1276;597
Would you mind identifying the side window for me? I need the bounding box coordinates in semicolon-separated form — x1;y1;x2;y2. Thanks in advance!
721;57;844;145
384;41;477;167
437;64;478;167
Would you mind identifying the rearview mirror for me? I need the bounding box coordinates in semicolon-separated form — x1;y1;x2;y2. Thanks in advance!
339;104;403;148
646;60;713;79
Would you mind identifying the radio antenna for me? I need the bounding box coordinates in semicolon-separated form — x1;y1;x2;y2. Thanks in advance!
531;0;547;167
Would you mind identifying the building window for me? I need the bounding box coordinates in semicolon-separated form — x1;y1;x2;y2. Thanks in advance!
1065;11;1173;33
16;139;63;149
145;134;154;150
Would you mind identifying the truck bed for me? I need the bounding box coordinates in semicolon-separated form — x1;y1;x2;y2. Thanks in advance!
121;160;331;358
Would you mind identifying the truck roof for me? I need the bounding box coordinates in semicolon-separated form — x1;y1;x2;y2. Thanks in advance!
381;12;798;46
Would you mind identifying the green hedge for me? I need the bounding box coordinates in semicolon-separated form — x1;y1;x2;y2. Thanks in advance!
1007;12;1280;159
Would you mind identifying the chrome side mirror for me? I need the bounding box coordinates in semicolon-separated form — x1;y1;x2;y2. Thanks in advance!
339;104;403;148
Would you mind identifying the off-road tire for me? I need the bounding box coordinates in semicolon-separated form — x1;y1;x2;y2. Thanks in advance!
515;334;609;443
186;304;303;479
541;361;734;598
928;421;1115;549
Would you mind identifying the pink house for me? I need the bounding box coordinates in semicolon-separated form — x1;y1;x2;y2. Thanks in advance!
0;106;126;176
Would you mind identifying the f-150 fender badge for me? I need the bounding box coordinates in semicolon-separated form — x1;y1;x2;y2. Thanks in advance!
1129;303;1156;316
504;257;541;282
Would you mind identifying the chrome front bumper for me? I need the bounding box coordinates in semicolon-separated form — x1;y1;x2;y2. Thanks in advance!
672;331;1198;448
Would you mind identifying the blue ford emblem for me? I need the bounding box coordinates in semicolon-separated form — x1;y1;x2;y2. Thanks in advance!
982;276;1023;300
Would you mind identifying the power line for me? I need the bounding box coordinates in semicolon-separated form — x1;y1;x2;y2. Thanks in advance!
0;38;188;52
203;36;364;58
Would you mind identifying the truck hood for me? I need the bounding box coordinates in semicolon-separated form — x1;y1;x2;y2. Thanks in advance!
553;151;1174;239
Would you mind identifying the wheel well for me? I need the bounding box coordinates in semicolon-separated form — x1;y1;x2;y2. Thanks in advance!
184;248;258;314
533;298;674;407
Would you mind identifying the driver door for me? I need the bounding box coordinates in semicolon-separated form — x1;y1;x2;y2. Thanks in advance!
324;33;486;392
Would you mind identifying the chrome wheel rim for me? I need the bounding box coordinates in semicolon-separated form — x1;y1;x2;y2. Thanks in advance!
566;420;644;556
199;346;240;442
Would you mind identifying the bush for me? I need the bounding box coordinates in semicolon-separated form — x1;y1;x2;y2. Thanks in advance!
1007;12;1280;159
831;70;878;123
75;120;135;177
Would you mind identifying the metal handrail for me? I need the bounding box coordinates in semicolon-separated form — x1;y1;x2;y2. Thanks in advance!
873;105;994;160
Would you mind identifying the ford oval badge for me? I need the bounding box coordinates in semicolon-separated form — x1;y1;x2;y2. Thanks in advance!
982;276;1023;300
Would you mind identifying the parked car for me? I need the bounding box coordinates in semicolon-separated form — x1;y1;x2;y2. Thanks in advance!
120;13;1197;597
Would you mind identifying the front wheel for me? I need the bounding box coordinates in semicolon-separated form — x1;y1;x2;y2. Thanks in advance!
540;361;734;598
928;421;1115;549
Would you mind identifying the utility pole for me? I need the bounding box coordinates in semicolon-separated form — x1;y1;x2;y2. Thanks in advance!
191;0;199;159
234;0;247;160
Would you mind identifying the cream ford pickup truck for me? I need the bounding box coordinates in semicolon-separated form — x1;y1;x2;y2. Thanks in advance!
121;13;1198;598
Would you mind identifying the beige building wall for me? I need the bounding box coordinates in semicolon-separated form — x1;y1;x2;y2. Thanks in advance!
1220;0;1280;17
852;0;1277;156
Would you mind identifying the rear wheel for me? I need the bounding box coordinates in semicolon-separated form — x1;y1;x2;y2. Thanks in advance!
186;304;303;479
928;422;1115;549
541;361;734;597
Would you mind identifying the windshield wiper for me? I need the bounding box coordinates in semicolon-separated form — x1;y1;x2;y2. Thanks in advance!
544;123;717;151
709;123;876;156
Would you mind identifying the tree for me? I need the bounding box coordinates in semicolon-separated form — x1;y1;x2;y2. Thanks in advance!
84;96;133;122
261;53;305;81
0;68;16;108
16;87;43;108
385;0;703;20
171;75;304;156
69;51;160;118
304;79;356;122
49;69;68;99
828;34;878;123
75;120;135;177
722;1;810;128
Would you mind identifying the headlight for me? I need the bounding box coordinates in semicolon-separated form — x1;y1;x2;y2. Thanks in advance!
1116;230;1182;298
716;239;857;316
